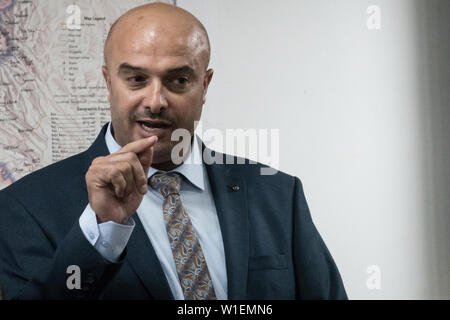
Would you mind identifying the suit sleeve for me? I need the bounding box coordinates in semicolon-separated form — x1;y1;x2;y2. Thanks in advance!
292;177;348;299
0;190;125;300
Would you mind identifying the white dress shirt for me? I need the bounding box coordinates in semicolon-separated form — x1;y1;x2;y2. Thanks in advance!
79;122;228;300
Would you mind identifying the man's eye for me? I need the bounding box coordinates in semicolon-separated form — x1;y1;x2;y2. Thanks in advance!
127;76;147;86
173;77;189;86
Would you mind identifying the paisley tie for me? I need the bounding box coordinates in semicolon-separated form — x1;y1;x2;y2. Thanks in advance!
149;172;217;300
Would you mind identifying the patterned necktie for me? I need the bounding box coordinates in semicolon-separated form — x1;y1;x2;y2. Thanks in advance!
149;172;217;300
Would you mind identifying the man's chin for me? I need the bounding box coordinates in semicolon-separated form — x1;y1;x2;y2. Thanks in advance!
152;144;173;164
151;141;193;170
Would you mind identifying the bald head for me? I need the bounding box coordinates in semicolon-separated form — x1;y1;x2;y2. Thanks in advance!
104;3;210;70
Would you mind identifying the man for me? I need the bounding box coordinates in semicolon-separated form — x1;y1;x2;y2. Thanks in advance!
0;3;347;300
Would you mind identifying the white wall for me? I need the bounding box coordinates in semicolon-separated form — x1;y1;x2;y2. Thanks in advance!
178;0;450;299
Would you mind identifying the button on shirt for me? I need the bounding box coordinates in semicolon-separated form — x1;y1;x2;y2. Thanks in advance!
79;122;228;300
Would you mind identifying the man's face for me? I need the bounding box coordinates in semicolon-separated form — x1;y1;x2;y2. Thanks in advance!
102;22;212;165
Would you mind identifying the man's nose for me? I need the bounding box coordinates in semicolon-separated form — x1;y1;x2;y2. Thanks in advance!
143;79;168;114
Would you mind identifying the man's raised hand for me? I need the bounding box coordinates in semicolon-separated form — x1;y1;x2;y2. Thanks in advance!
85;136;158;224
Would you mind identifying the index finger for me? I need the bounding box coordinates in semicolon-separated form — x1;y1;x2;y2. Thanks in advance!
117;136;158;155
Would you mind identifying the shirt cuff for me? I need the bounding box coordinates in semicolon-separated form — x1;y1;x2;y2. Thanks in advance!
79;203;135;262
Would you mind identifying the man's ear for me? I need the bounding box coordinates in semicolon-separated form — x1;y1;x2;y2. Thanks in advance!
102;65;112;102
202;68;214;104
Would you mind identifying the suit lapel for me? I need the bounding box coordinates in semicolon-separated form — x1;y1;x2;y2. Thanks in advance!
125;216;174;300
204;148;250;300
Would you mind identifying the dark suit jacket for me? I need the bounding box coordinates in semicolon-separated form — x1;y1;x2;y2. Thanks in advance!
0;123;347;300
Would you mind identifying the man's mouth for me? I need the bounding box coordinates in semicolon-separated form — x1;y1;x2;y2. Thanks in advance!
136;119;172;132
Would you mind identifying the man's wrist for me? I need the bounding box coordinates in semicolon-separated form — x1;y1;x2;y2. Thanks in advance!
80;203;135;262
96;213;132;225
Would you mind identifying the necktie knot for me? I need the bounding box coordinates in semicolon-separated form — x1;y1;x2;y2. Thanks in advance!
149;172;182;198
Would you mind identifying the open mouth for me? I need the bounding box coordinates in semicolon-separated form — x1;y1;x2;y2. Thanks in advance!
137;119;172;132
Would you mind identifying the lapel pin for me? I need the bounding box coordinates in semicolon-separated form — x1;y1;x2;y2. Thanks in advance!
230;185;240;192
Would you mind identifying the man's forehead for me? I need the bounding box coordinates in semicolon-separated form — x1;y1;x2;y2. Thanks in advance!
104;4;210;69
110;38;201;73
107;22;206;69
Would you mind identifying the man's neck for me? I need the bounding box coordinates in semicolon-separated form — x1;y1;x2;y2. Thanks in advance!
151;161;183;172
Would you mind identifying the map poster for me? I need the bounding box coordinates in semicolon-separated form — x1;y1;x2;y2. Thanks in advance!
0;0;175;190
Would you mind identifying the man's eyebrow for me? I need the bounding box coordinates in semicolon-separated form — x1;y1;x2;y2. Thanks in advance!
166;65;196;76
118;63;148;74
117;63;197;77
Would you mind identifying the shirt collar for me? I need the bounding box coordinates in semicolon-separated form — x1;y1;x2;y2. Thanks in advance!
105;122;205;191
